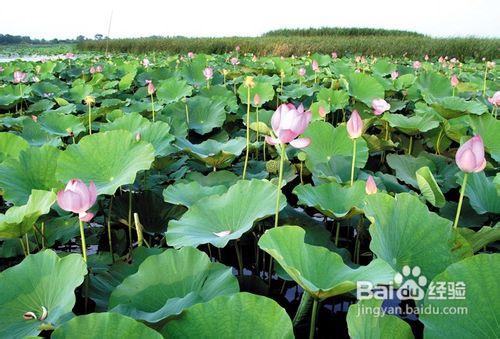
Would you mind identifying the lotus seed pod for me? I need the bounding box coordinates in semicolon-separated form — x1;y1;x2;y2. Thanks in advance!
266;160;279;174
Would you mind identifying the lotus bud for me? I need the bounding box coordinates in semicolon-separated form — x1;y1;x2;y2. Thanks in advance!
487;91;500;106
346;110;363;139
142;58;150;68
235;45;240;52
31;115;38;122
243;76;255;88
203;67;213;80
318;106;326;118
252;55;258;62
298;68;306;76
424;54;429;61
146;80;155;95
487;61;496;69
455;135;486;173
187;52;195;58
331;52;338;59
312;60;319;72
413;61;421;69
451;74;459;87
253;94;261;106
391;71;399;80
365;175;378;195
371;98;391;115
230;57;239;66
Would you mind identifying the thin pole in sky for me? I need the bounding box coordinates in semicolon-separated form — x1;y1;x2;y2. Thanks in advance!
105;10;114;57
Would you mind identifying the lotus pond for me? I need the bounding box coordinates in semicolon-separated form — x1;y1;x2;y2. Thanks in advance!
0;51;499;338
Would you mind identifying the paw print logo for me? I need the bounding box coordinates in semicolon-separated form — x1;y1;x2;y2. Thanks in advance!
394;265;427;301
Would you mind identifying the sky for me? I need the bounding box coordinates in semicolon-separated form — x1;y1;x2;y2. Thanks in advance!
1;0;499;39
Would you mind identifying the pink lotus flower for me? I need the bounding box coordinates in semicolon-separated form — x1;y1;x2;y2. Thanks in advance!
254;94;261;106
65;53;75;59
391;71;399;80
57;179;98;222
230;57;239;66
265;103;312;149
488;91;500;106
203;67;213;80
438;56;445;63
455;135;486;173
486;61;496;69
13;71;27;84
298;67;306;76
90;66;96;74
346;110;363;139
187;52;195;58
424;54;429;61
451;74;459;87
142;58;150;68
252;55;258;62
365;175;378;195
235;45;240;52
0;66;4;72
146;80;155;95
413;61;421;70
312;60;319;72
372;98;391;115
331;52;338;59
95;65;102;73
31;115;38;122
318;105;326;118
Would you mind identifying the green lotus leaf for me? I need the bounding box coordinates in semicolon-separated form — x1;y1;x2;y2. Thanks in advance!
156;77;193;104
198;85;238;111
293;181;366;218
469;114;500;162
38;111;85;137
280;84;314;100
383;113;439;135
372;59;397;76
118;72;136;91
347;72;385;106
21;119;62;147
317;88;349;110
109;247;239;323
31;81;66;97
414;71;452;103
186;96;227;134
420;254;500;339
431;97;487;118
163;181;228;207
161;293;294;338
100;112;175;157
237;81;275;106
0;190;56;238
176;137;246;169
386;152;458;193
457;172;500;215
0;132;29;162
459;224;500;252
27;99;55;113
416;166;446;208
167;179;286;248
364;192;472;282
0;249;87;338
51;312;162;339
394;74;416;90
184;170;239;187
347;299;414;339
56;130;155;195
0;145;61;204
258;226;395;300
302;121;369;170
69;84;93;102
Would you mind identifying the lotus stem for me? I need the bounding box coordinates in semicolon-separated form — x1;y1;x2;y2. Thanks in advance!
274;143;285;228
242;85;251;179
19;85;24;115
25;233;30;254
255;106;260;159
235;241;244;276
408;135;413;155
384;121;390;141
436;128;444;155
334;222;340;247
350;139;357;186
184;99;190;124
19;237;27;257
107;196;114;261
79;219;87;262
300;161;304;184
207;79;210;90
133;212;143;247
452;87;455;97
482;66;488;96
150;94;155;122
128;190;133;251
87;103;92;135
453;173;468;229
309;298;319;339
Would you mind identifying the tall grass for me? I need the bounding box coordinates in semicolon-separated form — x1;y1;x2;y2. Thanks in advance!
79;36;500;59
263;27;425;37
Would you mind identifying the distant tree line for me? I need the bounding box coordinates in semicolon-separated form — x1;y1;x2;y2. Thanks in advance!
0;34;107;45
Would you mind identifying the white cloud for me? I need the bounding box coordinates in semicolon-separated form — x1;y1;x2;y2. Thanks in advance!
1;0;498;39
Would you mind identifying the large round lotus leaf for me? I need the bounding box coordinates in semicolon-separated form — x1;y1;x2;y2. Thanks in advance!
37;111;85;137
302;121;368;169
420;254;499;339
56;130;155;195
51;312;162;339
347;299;414;339
0;250;87;338
347;72;385;106
186;96;227;134
237;81;275;106
293;181;366;218
258;226;395;300
457;172;500;215
69;83;93;102
21;118;63;147
317;88;349;111
156;77;193;104
161;293;294;338
416;166;446;208
0;145;61;204
198;85;238;112
176;137;246;169
279;84;314;100
364;193;472;282
184;170;239;188
382;113;439;135
109;247;239;323
100;113;175;157
163;181;228;207
414;72;452;103
469;114;500;162
27;100;54;115
431;97;487;118
0;190;56;238
167;179;286;248
0;132;29;162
